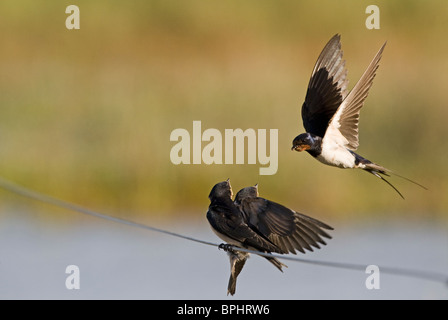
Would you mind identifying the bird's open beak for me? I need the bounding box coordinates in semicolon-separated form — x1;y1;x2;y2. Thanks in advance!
292;144;310;152
225;178;233;197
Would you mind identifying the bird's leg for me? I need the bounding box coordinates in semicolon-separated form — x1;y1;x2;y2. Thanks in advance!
219;243;236;253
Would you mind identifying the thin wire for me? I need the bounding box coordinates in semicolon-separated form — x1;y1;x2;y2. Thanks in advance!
227;246;448;285
0;176;447;286
0;177;216;248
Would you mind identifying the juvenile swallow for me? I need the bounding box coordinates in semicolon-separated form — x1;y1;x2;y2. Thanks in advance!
291;34;425;198
234;184;333;255
206;179;333;295
207;180;286;271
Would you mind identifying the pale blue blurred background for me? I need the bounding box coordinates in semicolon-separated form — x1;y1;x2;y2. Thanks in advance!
0;208;446;299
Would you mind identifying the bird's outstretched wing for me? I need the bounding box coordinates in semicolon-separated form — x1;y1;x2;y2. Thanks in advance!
237;198;333;254
301;34;349;138
325;42;386;151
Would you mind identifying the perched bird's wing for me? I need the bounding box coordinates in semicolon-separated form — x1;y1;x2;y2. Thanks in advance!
325;42;386;151
238;198;333;254
301;34;349;138
207;204;280;253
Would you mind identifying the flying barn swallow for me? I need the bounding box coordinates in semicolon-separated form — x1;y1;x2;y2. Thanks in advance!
206;179;333;295
291;34;426;198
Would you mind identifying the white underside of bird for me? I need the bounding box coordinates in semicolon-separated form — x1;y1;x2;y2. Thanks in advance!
318;123;362;169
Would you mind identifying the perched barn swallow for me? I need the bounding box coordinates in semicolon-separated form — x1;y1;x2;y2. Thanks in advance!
291;34;425;198
206;179;333;295
234;184;333;255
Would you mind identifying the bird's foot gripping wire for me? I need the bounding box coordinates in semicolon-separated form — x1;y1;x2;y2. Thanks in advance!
219;243;236;253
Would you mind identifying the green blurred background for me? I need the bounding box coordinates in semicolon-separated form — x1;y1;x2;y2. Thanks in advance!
0;0;447;223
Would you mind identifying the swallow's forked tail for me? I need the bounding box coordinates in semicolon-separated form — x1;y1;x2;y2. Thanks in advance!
225;248;286;295
362;161;427;199
227;251;248;296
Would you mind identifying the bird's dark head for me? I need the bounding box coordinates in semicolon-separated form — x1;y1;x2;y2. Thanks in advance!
234;184;259;204
291;133;315;152
209;178;233;200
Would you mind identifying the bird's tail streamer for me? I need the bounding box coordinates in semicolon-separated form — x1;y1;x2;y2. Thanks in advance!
0;176;446;286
